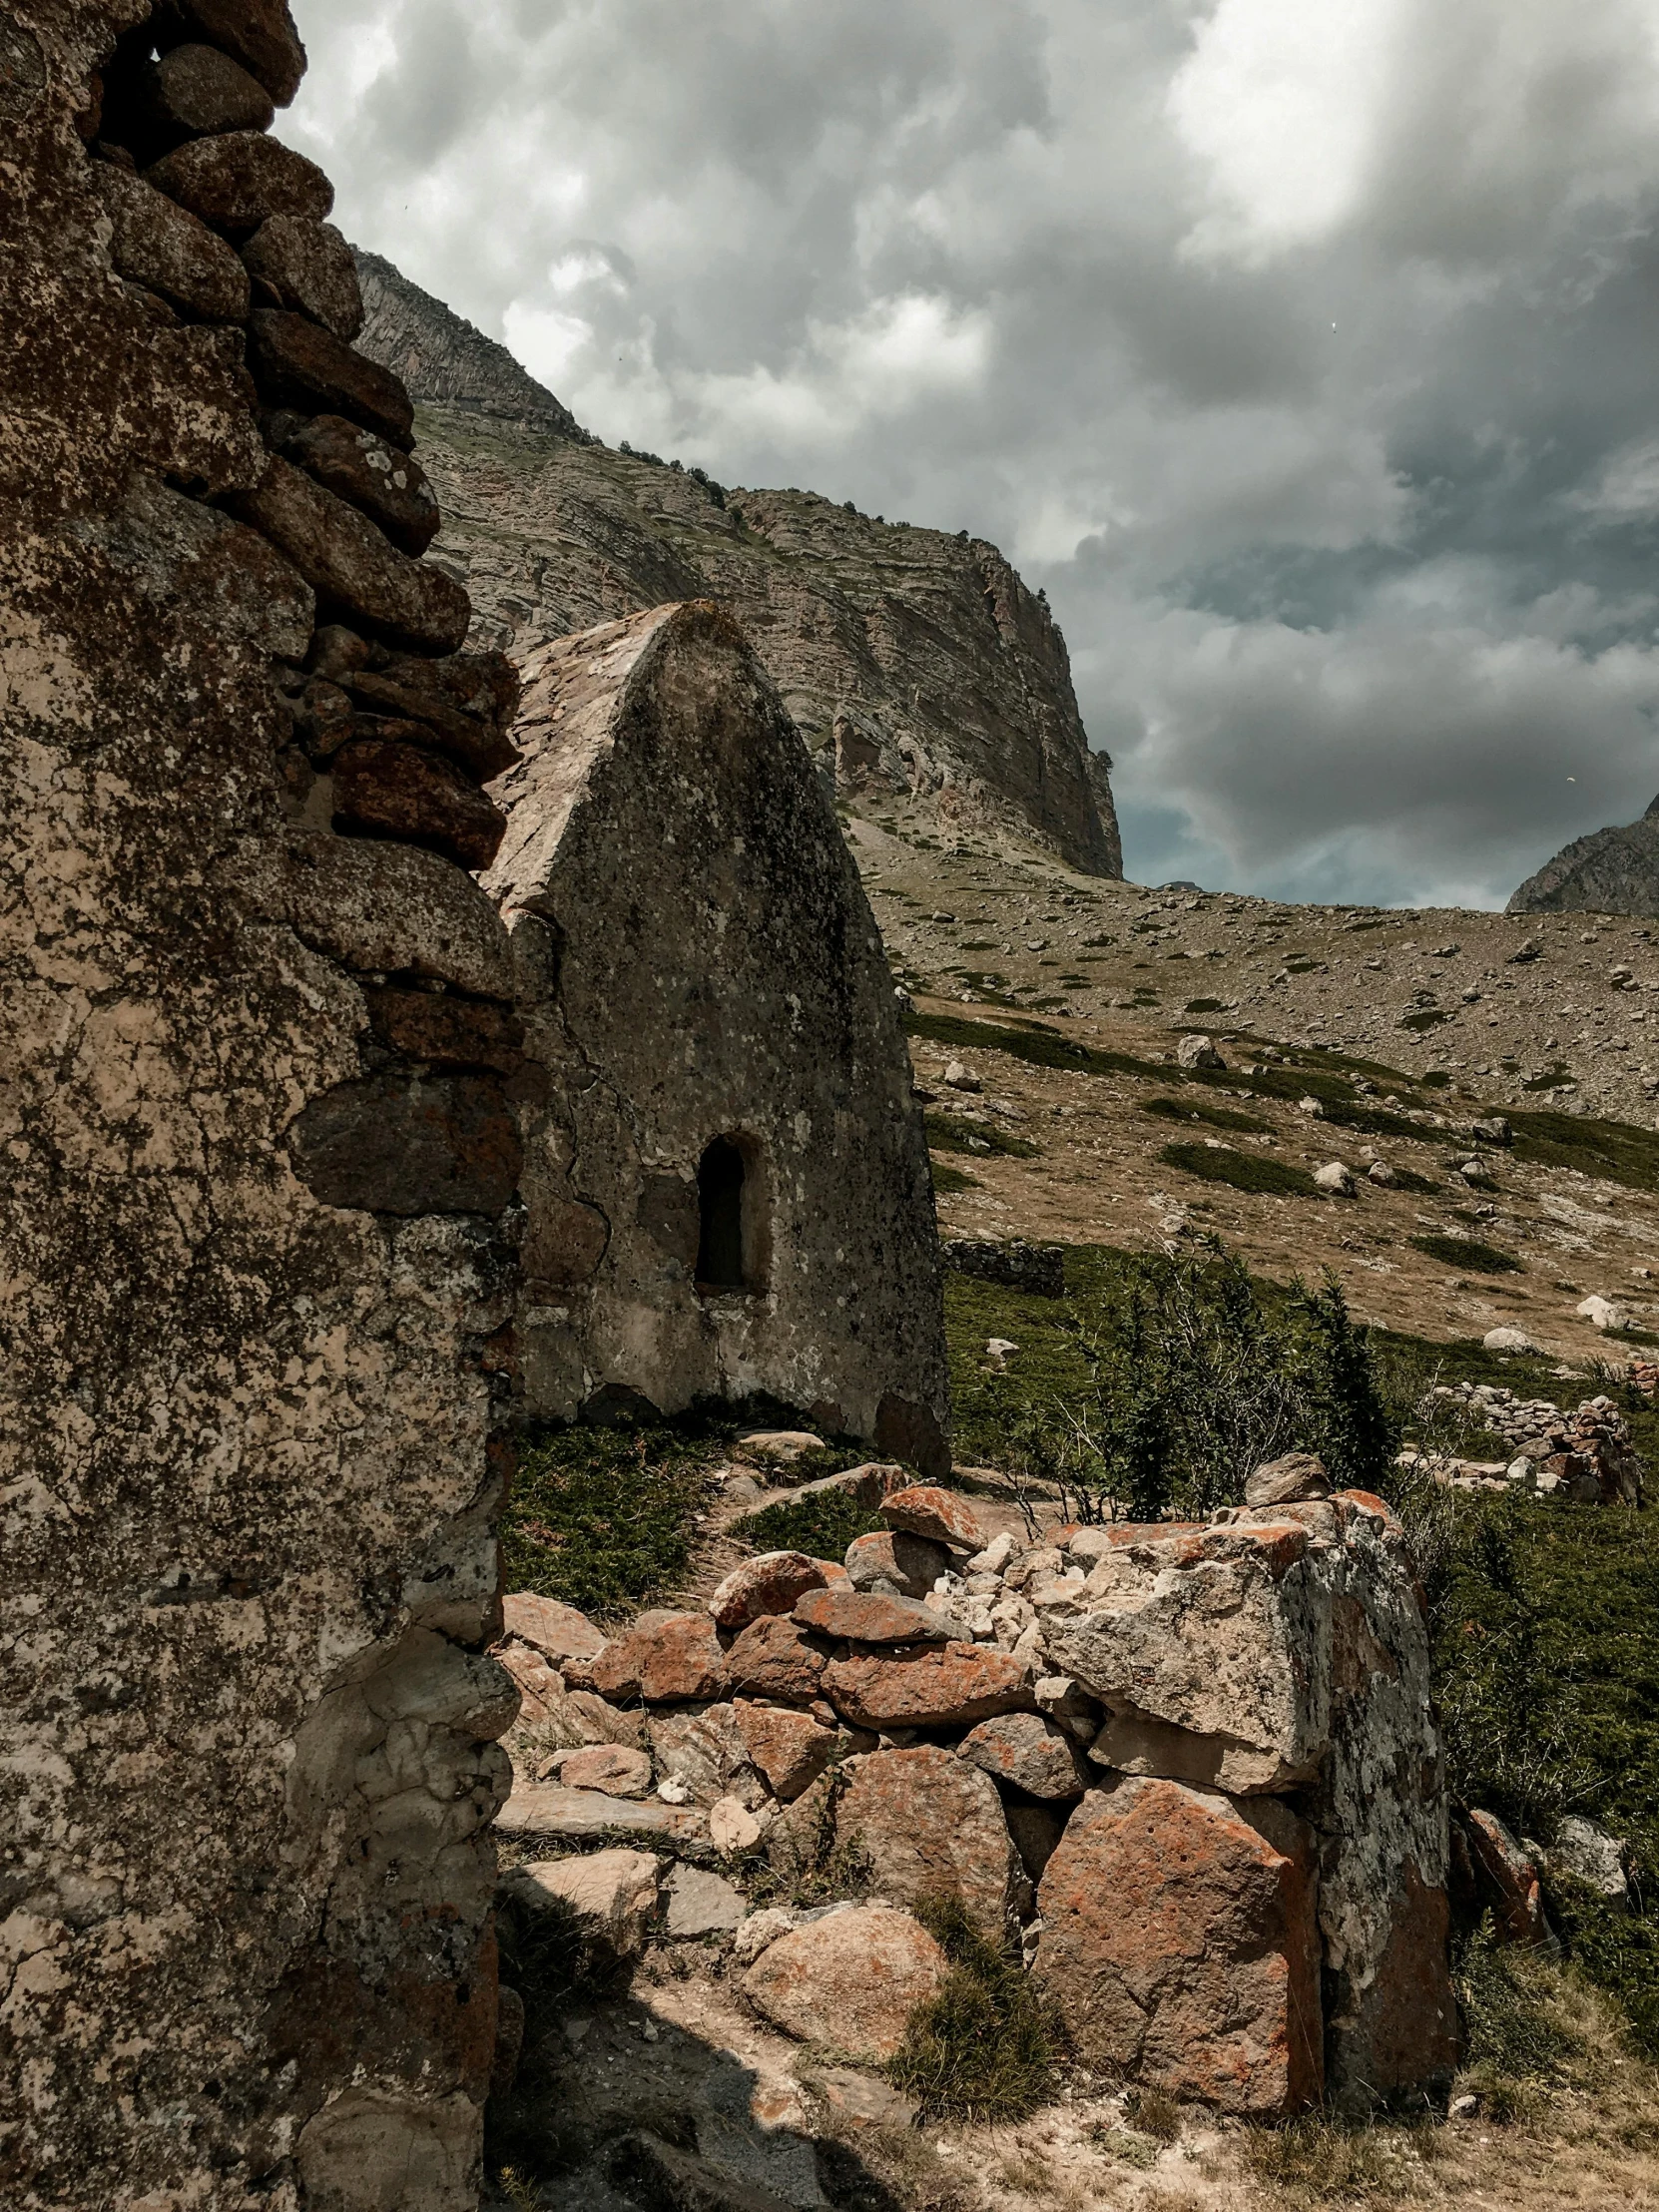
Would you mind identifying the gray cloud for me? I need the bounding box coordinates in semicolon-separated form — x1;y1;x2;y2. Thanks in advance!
282;0;1659;903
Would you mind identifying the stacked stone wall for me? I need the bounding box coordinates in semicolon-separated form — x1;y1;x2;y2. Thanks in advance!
2;6;535;2205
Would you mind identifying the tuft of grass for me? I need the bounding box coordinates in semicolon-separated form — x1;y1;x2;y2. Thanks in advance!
1509;1105;1659;1195
1408;1234;1522;1274
924;1110;1041;1159
885;1896;1067;2121
1401;1008;1451;1032
1140;1095;1272;1134
1159;1141;1318;1196
1184;996;1226;1013
1242;2113;1440;2204
930;1162;980;1194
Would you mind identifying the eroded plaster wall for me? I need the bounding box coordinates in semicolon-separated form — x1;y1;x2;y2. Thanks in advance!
1;7;533;2205
482;602;951;1471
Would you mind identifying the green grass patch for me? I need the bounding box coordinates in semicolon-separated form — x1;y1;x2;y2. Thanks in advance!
1409;1234;1523;1274
1140;1094;1273;1134
930;1161;980;1193
885;1897;1067;2120
737;1486;888;1559
1401;1008;1452;1032
1184;996;1226;1012
1159;1141;1318;1196
1509;1106;1659;1195
924;1110;1041;1159
1521;1066;1574;1092
503;1419;726;1621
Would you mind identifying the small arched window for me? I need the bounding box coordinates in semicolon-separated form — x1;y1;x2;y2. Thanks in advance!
696;1135;754;1292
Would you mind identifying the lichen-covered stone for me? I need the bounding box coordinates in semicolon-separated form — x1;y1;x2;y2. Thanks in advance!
179;0;308;107
724;1613;830;1705
741;1907;949;2062
91;162;250;320
647;1703;766;1808
843;1529;952;1596
793;1585;953;1644
273;410;440;556
331;734;508;869
708;1550;829;1631
590;1613;729;1704
959;1711;1087;1801
732;1702;840;1801
555;1744;654;1799
501;1592;605;1666
146;128;331;228
823;1640;1030;1730
244;214;363;337
1034;1777;1324;2118
835;1746;1020;1936
878;1484;986;1550
506;1849;662;1957
248;306;414;446
480;602;949;1466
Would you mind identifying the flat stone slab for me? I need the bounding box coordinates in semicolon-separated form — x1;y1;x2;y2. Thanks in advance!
496;1783;709;1847
664;1863;750;1937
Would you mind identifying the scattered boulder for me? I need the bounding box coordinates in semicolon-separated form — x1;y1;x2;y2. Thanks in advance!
1244;1452;1332;1509
1578;1295;1631;1334
1467;1810;1556;1951
501;1591;606;1666
664;1864;749;1938
835;1747;1021;1936
709;1551;829;1632
942;1060;982;1091
878;1484;987;1551
824;1642;1031;1731
1314;1161;1355;1196
843;1529;953;1597
958;1712;1087;1801
1546;1816;1629;1911
1368;1160;1398;1187
506;1850;662;1959
741;1906;949;2062
793;1586;953;1644
1177;1034;1224;1070
1034;1777;1324;2118
1482;1327;1538;1354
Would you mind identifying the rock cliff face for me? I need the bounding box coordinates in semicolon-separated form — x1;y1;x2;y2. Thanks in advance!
1508;797;1659;916
353;253;1123;878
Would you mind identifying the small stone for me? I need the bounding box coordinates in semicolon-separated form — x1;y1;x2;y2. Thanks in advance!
1448;2092;1478;2120
1314;1161;1355;1196
731;1908;798;1967
557;1744;653;1799
942;1060;982;1091
1368;1159;1398;1187
243;215;362;337
1545;1816;1628;1911
1177;1034;1224;1069
332;738;507;871
231;456;468;654
958;1711;1086;1800
501;1592;606;1666
177;0;308;106
92;165;250;320
505;1849;661;1959
710;1794;765;1855
878;1484;987;1550
741;1906;949;2061
664;1863;749;1937
724;1613;829;1705
1483;1327;1538;1354
145;131;331;229
733;1702;839;1801
965;1532;1016;1575
984;1337;1019;1369
248;309;413;447
343;658;519;780
1244;1452;1332;1509
843;1530;952;1598
793;1586;952;1645
708;1550;829;1631
590;1613;728;1705
824;1641;1030;1731
805;2066;918;2131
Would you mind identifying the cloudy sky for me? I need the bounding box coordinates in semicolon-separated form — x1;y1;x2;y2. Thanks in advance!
283;0;1659;906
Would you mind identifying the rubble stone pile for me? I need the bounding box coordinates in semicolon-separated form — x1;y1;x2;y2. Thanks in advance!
1426;1382;1645;1503
493;1458;1457;2123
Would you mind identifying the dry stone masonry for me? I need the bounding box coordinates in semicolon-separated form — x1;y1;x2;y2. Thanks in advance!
493;1458;1457;2135
480;600;950;1469
3;7;529;2204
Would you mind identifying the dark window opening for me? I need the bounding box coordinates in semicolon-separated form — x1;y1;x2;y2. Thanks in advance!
696;1137;748;1290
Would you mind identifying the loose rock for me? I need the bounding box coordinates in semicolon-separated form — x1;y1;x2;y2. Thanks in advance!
793;1586;952;1645
878;1484;987;1550
664;1864;749;1937
824;1640;1030;1730
91;166;250;322
556;1744;653;1799
1244;1452;1332;1509
590;1613;729;1705
843;1529;952;1597
146;131;331;229
709;1551;829;1632
500;1592;606;1666
733;1703;840;1801
741;1906;949;2062
958;1711;1087;1801
243;215;362;338
505;1850;661;1960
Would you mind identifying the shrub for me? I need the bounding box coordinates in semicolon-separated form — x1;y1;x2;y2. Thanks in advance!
1409;1234;1522;1274
1140;1095;1272;1134
1158;1141;1318;1196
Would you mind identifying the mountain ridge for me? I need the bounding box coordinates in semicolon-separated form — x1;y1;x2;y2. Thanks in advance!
351;249;1122;877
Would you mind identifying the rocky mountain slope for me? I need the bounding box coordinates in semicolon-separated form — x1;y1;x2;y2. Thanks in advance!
1509;794;1659;916
352;251;1121;877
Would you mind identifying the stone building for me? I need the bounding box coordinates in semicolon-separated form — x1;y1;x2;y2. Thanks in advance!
3;6;529;2205
481;601;950;1472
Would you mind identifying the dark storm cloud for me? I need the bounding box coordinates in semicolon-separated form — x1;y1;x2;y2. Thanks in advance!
282;0;1659;905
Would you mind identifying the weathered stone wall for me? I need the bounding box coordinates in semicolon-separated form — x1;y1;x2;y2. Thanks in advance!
481;602;951;1469
1;7;532;2204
